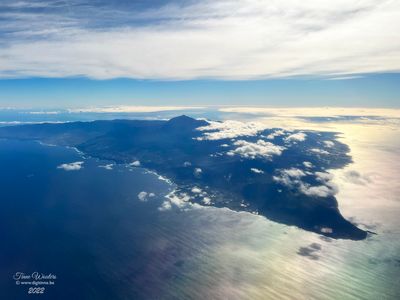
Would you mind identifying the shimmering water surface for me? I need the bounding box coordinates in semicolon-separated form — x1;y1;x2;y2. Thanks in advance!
0;108;399;299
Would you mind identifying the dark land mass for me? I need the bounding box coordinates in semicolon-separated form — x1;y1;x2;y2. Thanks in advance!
0;115;368;240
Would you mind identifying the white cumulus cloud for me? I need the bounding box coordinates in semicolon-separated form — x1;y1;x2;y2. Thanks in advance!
324;141;335;148
274;169;337;198
197;120;270;140
266;129;286;140
57;161;84;171
285;132;307;142
310;148;330;155
303;161;313;168
183;161;192;167
159;191;191;211
99;164;113;170
273;168;306;187
299;184;334;198
227;139;285;159
191;187;202;193
137;191;148;202
130;160;141;167
138;191;156;202
301;172;338;197
202;197;212;205
193;168;203;177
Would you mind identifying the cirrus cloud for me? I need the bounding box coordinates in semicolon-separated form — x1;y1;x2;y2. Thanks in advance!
1;0;399;79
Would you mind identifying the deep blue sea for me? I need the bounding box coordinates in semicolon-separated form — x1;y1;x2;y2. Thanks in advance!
0;139;175;299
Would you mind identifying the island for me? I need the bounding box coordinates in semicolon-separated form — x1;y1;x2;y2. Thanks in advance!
0;115;368;240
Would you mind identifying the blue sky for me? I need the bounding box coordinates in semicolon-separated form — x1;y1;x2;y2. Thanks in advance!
1;74;399;108
0;0;399;108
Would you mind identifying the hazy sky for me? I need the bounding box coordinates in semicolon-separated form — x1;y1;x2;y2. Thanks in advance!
0;0;399;108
